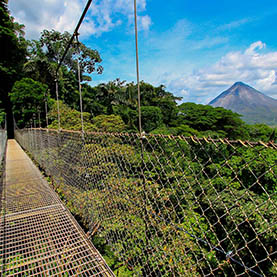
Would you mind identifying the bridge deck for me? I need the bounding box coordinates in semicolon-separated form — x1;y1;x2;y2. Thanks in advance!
0;139;113;276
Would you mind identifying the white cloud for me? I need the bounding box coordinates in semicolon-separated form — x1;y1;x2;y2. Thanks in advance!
164;41;277;103
8;0;150;39
138;15;151;31
217;18;252;31
245;41;266;55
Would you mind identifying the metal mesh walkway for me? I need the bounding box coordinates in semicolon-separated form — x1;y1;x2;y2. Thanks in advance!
0;139;113;276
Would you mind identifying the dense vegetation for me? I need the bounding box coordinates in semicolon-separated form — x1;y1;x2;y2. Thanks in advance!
1;1;277;141
2;1;277;276
0;0;26;136
16;126;277;276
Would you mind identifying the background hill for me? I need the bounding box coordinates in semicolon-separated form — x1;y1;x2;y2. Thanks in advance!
209;82;277;125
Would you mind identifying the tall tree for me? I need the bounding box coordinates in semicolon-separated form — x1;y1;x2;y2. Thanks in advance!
177;102;248;139
25;30;103;104
10;78;48;128
0;0;26;137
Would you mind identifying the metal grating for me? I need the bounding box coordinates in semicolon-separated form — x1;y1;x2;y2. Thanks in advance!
1;206;110;276
5;180;53;197
0;140;113;276
4;191;59;214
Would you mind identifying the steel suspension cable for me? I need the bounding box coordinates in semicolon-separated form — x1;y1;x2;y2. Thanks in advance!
54;0;93;132
133;0;142;135
133;0;153;269
55;0;93;76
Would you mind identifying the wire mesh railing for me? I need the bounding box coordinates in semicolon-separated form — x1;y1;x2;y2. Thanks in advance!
0;128;7;211
0;129;7;166
0;127;7;275
15;128;277;276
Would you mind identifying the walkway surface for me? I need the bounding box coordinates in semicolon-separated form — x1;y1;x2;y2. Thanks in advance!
0;139;113;276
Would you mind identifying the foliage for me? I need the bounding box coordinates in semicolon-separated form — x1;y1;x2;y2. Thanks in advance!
247;123;276;142
92;114;126;133
4;3;277;276
48;101;127;133
39;29;103;75
113;105;138;131
176;103;248;139
152;124;200;137
0;0;26;136
139;82;180;125
141;106;163;132
25;29;103;102
76;80;181;133
48;101;96;131
10;78;48;127
21;129;276;276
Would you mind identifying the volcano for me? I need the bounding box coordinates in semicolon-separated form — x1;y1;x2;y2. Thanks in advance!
209;82;277;125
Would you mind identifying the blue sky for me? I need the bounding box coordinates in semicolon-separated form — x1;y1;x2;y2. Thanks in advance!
9;0;277;103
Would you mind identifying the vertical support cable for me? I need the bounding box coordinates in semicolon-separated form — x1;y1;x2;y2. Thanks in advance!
44;90;49;129
33;114;36;128
44;90;50;169
55;76;61;131
134;0;150;269
134;0;142;135
77;59;84;136
75;34;85;137
38;108;41;128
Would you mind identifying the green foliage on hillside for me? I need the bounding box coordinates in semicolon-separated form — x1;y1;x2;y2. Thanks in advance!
247;123;275;142
177;102;248;139
0;0;27;135
48;101;126;133
10;78;48;127
92;114;126;133
48;101;96;131
29;128;276;276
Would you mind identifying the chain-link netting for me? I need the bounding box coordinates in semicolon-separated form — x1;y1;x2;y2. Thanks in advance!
0;129;7;214
15;128;277;276
0;129;7;164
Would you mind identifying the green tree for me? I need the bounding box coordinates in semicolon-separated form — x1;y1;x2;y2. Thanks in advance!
177;103;248;139
81;80;180;132
48;101;96;131
82;84;108;116
141;106;163;132
140;82;180;125
247;124;276;142
0;0;26;136
92;114;126;132
152;124;200;136
10;78;48;128
39;30;103;75
25;30;103;106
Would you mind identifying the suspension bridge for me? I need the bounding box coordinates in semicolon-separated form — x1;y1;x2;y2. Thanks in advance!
1;0;277;276
0;127;276;276
0;135;113;276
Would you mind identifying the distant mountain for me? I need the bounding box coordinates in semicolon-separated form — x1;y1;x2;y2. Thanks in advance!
209;82;277;125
